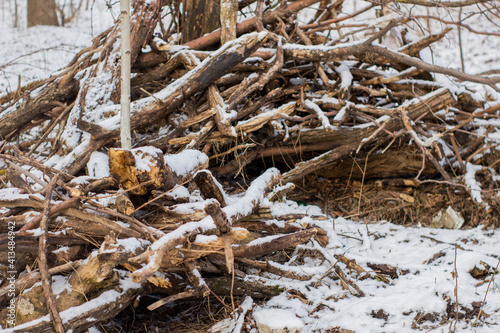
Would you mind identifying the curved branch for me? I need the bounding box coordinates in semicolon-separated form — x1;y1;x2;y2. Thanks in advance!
364;44;500;91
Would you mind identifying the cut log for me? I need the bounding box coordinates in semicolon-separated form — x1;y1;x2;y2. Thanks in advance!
108;146;169;195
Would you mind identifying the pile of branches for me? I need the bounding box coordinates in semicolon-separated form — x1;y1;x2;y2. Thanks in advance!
2;0;500;331
0;145;331;331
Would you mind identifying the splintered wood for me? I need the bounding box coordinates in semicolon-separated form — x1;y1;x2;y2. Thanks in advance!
1;0;499;331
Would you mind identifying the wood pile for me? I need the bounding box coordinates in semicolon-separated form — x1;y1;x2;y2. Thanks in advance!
1;0;500;331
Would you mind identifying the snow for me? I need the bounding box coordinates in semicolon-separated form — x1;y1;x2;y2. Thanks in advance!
352;115;390;129
335;62;353;90
243;216;500;333
464;162;484;204
168;185;190;200
114;237;150;253
0;187;38;200
210;296;254;333
2;2;500;332
304;99;336;130
131;146;163;172
164;149;208;177
194;234;219;244
253;308;304;332
87;152;110;178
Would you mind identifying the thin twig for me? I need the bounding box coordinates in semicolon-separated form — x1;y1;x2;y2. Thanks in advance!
472;259;500;326
38;175;65;333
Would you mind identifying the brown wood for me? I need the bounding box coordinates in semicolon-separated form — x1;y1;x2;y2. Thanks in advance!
205;200;231;233
37;176;65;333
182;0;221;43
233;228;318;259
282;88;456;183
87;32;268;146
108;147;168;195
0;77;79;139
116;193;135;216
194;170;227;207
28;0;59;27
221;0;238;44
19;197;81;231
184;0;322;49
235;257;312;280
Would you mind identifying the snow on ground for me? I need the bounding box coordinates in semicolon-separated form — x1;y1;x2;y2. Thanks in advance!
0;0;117;95
1;1;500;332
242;204;500;332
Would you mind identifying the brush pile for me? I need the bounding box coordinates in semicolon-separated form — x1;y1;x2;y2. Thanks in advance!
2;0;500;331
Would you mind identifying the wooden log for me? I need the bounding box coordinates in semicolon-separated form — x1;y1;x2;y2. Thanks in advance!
90;32;269;141
232;228;319;259
235;257;312;281
108;146;171;195
169;101;296;146
208;85;236;138
182;0;220;43
37;176;65;333
1;235;146;328
5;169;33;194
220;0;238;44
131;51;183;88
0;261;82;299
194;170;227;207
0;77;79;139
3;276;144;332
0;192;141;238
205;200;231;234
204;275;283;298
282;88;456;183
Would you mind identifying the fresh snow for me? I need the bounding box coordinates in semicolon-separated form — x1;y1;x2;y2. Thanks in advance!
2;1;500;332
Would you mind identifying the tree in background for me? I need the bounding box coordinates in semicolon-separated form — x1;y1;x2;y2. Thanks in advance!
27;0;59;27
182;0;220;43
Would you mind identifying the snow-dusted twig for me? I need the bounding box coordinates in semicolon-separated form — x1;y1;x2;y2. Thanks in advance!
38;175;65;333
398;107;452;181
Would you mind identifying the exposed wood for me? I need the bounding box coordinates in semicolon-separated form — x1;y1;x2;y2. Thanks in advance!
116;193;135;216
220;0;238;44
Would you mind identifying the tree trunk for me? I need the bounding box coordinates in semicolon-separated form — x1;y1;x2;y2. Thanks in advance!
27;0;59;27
182;0;220;43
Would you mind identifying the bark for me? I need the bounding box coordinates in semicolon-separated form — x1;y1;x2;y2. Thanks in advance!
27;0;59;27
194;170;227;207
182;0;221;43
282;88;456;183
220;0;238;44
89;31;269;141
120;0;132;149
185;0;322;49
0;75;79;139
